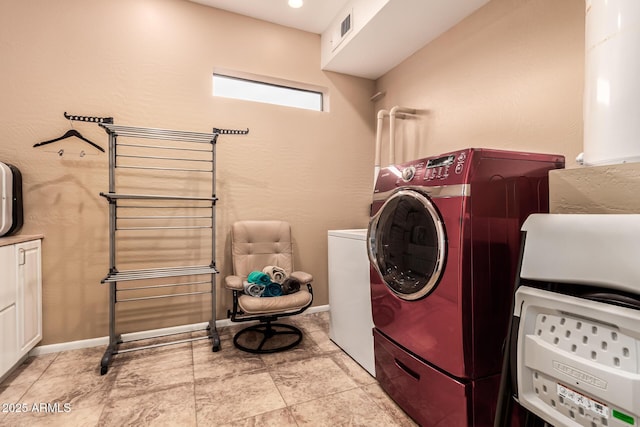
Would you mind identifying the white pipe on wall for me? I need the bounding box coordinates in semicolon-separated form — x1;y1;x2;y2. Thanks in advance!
374;109;389;186
389;106;416;165
373;106;417;188
583;0;640;165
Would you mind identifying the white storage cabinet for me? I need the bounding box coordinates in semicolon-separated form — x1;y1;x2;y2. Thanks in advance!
0;236;42;380
328;229;375;376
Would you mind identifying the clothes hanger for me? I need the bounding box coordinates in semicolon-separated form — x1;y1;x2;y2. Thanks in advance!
33;122;105;153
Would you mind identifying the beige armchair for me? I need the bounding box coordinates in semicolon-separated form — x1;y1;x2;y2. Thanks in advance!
224;220;313;353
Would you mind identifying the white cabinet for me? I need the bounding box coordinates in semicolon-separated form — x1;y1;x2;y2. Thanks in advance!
328;229;375;376
0;245;17;311
0;244;18;377
0;305;17;377
0;236;42;379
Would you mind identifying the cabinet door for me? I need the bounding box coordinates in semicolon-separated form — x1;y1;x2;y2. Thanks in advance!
0;304;17;378
0;245;16;311
0;244;18;379
16;240;42;357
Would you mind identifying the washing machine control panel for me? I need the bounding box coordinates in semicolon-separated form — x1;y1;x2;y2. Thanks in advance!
423;154;456;182
374;149;472;193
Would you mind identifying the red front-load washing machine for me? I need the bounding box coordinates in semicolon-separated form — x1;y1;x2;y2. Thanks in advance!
367;148;564;426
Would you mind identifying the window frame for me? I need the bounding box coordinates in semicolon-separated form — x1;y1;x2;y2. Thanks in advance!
212;71;326;112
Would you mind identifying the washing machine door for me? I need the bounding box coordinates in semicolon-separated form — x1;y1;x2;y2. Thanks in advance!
368;188;446;301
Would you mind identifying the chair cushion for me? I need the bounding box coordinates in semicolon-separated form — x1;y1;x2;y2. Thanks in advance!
238;288;312;315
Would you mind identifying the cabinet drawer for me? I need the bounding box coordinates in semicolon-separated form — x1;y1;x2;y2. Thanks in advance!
374;329;469;426
374;329;501;427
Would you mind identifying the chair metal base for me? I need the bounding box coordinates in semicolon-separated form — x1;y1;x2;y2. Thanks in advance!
233;322;302;354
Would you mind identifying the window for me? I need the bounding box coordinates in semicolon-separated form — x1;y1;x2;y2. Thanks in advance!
213;73;324;112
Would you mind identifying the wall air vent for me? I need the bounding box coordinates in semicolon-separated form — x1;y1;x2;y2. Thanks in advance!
341;13;351;37
331;9;353;52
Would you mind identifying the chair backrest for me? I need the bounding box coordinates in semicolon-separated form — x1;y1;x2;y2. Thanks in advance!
231;220;294;277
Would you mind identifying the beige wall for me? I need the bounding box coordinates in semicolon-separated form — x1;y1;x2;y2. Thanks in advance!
0;0;375;344
0;0;594;346
374;0;585;167
550;164;640;213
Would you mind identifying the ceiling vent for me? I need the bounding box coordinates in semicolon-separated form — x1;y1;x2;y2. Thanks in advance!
331;9;353;52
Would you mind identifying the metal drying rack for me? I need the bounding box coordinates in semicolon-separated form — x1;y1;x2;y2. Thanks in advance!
98;123;248;375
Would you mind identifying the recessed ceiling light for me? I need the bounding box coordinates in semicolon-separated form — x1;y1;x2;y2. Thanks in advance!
288;0;303;8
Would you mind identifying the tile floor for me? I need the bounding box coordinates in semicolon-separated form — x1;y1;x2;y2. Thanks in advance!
0;311;417;426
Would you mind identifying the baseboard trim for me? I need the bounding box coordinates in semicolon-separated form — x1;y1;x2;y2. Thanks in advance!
29;304;329;356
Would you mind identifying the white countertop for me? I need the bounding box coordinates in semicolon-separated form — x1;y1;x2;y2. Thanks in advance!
0;234;44;247
327;229;367;240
